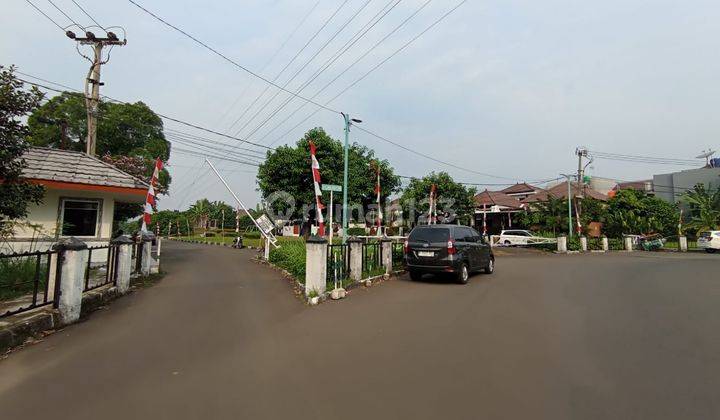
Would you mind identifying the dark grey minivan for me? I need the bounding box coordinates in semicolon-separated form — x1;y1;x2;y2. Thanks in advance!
404;224;494;284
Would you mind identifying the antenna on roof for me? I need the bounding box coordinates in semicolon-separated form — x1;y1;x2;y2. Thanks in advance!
695;150;716;166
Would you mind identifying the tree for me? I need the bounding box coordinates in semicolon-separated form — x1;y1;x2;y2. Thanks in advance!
518;196;569;234
682;184;720;233
187;199;211;233
399;172;476;225
27;92;172;225
0;65;45;235
257;128;401;220
604;189;678;236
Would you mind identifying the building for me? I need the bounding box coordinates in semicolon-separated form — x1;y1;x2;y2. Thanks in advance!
500;183;544;201
653;167;720;205
3;147;149;253
521;181;608;204
473;190;525;234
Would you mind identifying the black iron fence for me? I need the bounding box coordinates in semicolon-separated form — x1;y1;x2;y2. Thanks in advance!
83;245;119;292
362;242;383;277
327;243;350;287
1;250;61;318
392;242;405;268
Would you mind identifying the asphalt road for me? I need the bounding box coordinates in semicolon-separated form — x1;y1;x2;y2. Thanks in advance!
1;241;719;419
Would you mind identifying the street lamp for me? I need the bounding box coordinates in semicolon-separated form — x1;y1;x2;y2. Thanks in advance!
341;112;362;244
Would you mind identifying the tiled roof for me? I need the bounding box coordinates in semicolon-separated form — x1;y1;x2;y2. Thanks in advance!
522;181;608;203
20;147;149;190
614;180;653;192
501;182;541;195
474;190;524;209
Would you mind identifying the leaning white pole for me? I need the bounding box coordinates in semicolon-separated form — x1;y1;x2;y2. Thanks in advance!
205;159;278;248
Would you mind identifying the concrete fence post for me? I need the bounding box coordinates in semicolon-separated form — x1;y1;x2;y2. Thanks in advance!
381;238;392;274
679;236;688;252
348;238;363;282
111;235;134;294
557;236;567;253
305;236;328;298
140;231;156;276
601;236;609;252
624;236;634;252
580;236;588;252
52;237;88;325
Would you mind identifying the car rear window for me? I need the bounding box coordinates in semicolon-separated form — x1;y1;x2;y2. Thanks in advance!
409;227;450;243
700;232;712;238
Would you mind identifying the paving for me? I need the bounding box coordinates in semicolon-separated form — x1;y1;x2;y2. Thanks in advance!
1;241;719;419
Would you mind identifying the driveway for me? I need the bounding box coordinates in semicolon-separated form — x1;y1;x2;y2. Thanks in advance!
1;241;719;419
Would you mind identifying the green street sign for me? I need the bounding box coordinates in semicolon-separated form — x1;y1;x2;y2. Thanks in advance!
322;184;342;192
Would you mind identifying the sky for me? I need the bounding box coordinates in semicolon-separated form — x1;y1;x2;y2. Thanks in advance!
3;0;719;211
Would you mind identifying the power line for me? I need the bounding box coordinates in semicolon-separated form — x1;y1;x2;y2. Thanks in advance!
127;0;341;115
226;0;351;136
265;0;465;147
46;0;85;29
24;0;65;31
215;0;321;129
171;147;261;167
587;150;703;166
70;0;105;30
15;74;276;151
244;0;403;142
166;135;265;164
234;0;373;139
355;126;522;181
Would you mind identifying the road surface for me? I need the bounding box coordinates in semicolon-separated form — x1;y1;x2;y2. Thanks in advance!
1;241;719;419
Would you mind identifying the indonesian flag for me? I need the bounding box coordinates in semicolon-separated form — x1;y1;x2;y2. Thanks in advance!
141;158;163;233
428;184;437;224
309;141;325;236
374;163;382;229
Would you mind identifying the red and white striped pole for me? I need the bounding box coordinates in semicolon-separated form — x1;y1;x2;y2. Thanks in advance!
374;163;382;235
309;141;325;236
141;158;163;233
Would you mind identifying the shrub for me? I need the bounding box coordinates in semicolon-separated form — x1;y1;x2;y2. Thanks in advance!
269;240;306;283
347;227;367;236
243;231;262;239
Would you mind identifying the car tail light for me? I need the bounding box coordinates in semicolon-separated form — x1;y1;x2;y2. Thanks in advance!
403;240;409;254
447;240;456;255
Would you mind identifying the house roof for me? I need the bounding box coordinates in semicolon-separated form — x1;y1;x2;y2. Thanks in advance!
474;190;524;209
521;181;608;203
501;182;541;195
21;147;150;191
614;180;652;192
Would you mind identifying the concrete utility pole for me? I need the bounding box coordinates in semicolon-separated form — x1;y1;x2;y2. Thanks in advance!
340;112;362;244
67;29;126;156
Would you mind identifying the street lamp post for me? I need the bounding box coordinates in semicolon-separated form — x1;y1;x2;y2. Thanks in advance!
341;112;362;244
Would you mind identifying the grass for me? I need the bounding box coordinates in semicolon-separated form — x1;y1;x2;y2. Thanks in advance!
174;234;302;249
0;256;49;301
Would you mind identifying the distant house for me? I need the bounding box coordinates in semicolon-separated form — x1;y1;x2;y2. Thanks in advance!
473;190;526;234
3;147;149;253
500;183;544;201
521;181;608;204
608;180;654;198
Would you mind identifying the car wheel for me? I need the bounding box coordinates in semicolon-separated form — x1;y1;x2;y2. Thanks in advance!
484;258;494;274
503;240;511;246
409;270;423;281
456;263;469;284
706;248;717;254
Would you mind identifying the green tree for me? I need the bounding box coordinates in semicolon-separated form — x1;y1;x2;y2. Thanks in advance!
604;189;677;236
682;184;720;233
257;128;401;219
399;172;476;225
518;196;569;234
188;199;212;233
0;65;45;236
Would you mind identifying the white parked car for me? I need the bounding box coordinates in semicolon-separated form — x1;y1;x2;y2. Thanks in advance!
498;230;537;246
697;231;720;253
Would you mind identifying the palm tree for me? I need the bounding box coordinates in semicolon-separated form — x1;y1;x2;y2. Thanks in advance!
682;184;720;233
188;199;211;235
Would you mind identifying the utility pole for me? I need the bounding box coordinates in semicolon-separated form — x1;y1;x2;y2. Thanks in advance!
67;29;126;156
340;112;362;243
561;174;574;237
574;147;590;236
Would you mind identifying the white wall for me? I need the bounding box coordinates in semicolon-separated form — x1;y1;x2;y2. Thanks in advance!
3;187;118;255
